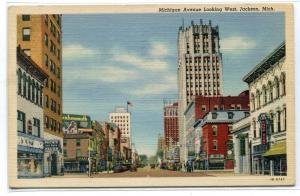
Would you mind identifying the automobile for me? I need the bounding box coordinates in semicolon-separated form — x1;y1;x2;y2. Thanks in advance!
150;164;156;169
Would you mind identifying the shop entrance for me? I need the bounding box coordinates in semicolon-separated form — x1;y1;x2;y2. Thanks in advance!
51;153;57;175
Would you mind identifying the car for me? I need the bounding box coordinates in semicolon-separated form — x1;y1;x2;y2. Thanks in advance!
150;164;156;169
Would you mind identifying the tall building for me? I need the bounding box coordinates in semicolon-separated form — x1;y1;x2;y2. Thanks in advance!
17;14;63;176
177;19;224;163
163;100;179;149
109;107;131;149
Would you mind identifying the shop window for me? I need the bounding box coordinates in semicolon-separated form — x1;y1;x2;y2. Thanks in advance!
17;110;26;133
22;28;31;41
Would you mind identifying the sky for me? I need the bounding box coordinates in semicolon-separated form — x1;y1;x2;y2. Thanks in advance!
62;12;284;156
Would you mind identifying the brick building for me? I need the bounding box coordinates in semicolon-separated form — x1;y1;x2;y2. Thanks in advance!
163;101;179;148
184;90;250;162
198;110;250;170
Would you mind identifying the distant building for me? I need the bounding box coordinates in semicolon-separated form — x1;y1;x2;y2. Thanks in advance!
178;20;224;164
109;107;131;149
163;101;179;148
17;47;48;178
243;42;287;176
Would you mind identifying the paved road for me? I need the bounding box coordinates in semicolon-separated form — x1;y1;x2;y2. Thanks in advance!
61;166;226;178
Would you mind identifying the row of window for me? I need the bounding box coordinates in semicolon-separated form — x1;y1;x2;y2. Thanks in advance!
44;33;61;59
187;82;220;88
186;66;220;72
252;107;287;138
185;56;219;64
17;110;41;137
111;116;129;119
17;69;43;107
250;72;286;111
211;111;250;120
44;116;62;133
45;78;61;97
44;15;61;43
201;104;246;112
186;74;220;80
187;89;220;97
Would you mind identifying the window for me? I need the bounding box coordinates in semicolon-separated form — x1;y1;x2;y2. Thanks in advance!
76;139;81;146
201;105;206;112
214;105;218;110
45;116;49;129
64;149;67;157
213;140;218;150
44;15;49;26
44;33;48;46
277;111;281;132
274;77;280;99
253;120;256;138
44;54;49;66
270;113;274;133
17;110;26;133
31;81;35;102
236;104;242;110
63;139;67;146
22;15;30;21
35;85;39;105
251;93;255;111
240;138;246;156
22;73;27;97
33;118;40;137
230;104;235;110
281;73;286;96
76;149;81;157
228;112;234;119
58;104;61;115
212;125;218;136
57;68;60;78
262;85;267;105
212;112;218;119
256;90;261;108
39;87;43;107
27;77;31;101
22;28;31;41
17;69;22;95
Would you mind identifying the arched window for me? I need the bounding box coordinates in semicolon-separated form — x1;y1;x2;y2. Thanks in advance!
27;76;31;101
268;81;273;102
251;93;255;111
280;72;286;96
31;80;35;103
274;77;280;99
262;85;267;105
17;69;22;95
256;90;261;109
36;84;40;105
22;73;27;97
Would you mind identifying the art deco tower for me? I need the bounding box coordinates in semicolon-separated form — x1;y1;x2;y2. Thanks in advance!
177;19;224;163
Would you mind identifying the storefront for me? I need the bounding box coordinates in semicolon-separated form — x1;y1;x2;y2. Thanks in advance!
44;139;63;176
263;141;287;176
17;133;44;178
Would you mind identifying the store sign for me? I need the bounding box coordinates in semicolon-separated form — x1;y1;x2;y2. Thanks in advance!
63;114;91;134
18;136;44;149
44;140;62;153
258;113;271;145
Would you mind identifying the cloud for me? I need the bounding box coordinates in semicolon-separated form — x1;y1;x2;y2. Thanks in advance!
65;65;140;83
221;36;257;54
63;43;100;60
112;52;169;71
128;75;177;96
148;42;171;57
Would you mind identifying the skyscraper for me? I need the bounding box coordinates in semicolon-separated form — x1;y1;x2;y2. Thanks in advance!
17;14;63;176
177;19;224;163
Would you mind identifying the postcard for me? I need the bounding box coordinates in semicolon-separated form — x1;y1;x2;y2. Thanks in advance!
7;3;295;188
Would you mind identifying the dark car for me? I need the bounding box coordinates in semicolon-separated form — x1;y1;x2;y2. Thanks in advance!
150;164;156;169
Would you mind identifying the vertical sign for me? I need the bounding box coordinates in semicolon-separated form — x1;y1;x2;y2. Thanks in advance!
259;113;267;145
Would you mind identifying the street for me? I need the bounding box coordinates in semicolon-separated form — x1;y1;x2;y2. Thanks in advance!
58;166;237;178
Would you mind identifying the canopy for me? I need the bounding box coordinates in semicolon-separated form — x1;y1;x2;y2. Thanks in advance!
263;142;286;157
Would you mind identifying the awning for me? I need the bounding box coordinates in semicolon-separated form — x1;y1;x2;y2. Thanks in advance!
263;142;286;157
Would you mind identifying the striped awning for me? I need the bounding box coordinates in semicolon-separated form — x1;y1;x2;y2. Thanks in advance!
263;142;286;157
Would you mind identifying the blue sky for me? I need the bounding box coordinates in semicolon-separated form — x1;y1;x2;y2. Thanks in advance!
62;12;284;156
